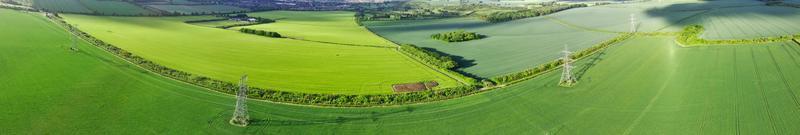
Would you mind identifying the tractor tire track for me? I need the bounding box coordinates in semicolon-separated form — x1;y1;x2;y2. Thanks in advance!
750;47;781;135
733;48;741;135
765;47;800;112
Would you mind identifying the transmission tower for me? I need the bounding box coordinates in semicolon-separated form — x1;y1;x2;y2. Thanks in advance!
230;75;250;127
630;13;637;33
559;45;576;87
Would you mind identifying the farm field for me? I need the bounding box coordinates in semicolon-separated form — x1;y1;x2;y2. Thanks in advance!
5;8;800;134
147;5;249;14
59;12;460;94
667;6;800;39
78;0;154;16
240;11;397;47
547;0;764;33
365;17;618;78
32;0;92;13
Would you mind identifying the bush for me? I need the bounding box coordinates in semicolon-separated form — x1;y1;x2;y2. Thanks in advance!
239;28;282;38
431;30;483;42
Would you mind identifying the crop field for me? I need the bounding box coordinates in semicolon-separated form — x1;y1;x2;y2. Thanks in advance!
78;0;154;16
147;5;249;14
240;11;397;47
32;0;92;13
5;8;800;134
365;17;618;78
547;0;764;33
667;6;800;39
59;13;459;94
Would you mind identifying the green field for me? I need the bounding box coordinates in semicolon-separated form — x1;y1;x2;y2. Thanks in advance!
32;0;92;13
147;4;249;14
667;6;800;39
5;8;800;134
365;17;618;78
240;11;397;47
59;12;459;94
79;0;154;15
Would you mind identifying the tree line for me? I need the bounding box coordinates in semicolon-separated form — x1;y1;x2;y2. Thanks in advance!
397;44;478;85
430;30;483;42
677;25;799;46
479;4;587;23
49;15;488;107
491;34;633;85
239;28;282;38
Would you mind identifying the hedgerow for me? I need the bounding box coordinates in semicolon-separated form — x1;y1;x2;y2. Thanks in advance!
397;44;478;85
239;28;282;38
677;25;798;46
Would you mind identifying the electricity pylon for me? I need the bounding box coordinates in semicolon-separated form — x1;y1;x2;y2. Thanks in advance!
230;75;250;127
559;45;576;87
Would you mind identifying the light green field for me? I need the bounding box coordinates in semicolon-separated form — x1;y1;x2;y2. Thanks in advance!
79;0;154;15
5;8;800;134
240;11;397;47
366;17;618;78
147;4;249;14
59;12;459;94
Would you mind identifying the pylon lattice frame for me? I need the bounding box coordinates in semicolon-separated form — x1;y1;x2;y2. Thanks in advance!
230;75;250;127
559;45;576;87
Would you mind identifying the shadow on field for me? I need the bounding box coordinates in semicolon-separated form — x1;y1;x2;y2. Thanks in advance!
643;0;798;28
573;48;607;82
252;107;415;126
420;47;484;79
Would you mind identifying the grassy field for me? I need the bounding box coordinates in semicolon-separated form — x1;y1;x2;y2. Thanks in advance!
365;17;618;78
59;12;459;94
5;8;800;134
146;5;248;14
78;0;154;16
240;11;397;47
